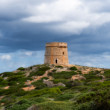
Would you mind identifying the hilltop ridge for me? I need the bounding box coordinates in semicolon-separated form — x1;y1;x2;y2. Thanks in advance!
0;64;110;110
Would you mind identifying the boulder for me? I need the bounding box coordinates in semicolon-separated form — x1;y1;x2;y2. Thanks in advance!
43;79;66;87
57;82;66;87
43;79;54;87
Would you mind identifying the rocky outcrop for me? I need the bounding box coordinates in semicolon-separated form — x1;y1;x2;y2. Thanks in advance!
43;79;54;87
22;85;35;91
57;82;66;87
43;79;65;87
71;75;86;81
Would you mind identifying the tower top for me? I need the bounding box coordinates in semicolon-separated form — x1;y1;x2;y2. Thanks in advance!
46;42;67;47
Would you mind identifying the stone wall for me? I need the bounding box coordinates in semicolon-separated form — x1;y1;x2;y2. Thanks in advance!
44;42;69;65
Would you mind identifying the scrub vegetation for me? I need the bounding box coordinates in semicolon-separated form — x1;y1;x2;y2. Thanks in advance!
0;64;110;110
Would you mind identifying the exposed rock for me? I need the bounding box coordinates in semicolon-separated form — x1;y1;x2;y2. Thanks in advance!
25;72;31;77
57;82;66;87
48;76;53;80
3;86;9;90
13;70;20;73
22;85;35;91
25;80;32;85
3;77;8;80
97;74;106;80
43;79;54;87
0;96;5;101
55;67;69;72
43;79;66;87
32;76;37;79
71;75;86;81
27;105;39;110
31;67;38;72
0;107;5;110
48;98;54;101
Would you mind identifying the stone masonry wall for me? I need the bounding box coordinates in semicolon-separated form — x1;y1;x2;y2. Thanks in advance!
44;42;69;65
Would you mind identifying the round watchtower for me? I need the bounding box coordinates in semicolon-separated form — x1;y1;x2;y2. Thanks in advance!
44;42;69;65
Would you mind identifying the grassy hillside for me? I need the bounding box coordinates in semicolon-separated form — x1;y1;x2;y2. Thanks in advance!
0;64;110;110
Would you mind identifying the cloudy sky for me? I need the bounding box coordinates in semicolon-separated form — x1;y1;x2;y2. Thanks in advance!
0;0;110;72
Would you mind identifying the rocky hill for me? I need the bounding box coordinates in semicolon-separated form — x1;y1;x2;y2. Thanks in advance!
0;64;110;110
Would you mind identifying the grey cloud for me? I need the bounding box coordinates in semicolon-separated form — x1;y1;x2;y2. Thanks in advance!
0;0;110;56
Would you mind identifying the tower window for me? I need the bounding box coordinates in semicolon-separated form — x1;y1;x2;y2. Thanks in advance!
56;59;58;64
63;52;64;55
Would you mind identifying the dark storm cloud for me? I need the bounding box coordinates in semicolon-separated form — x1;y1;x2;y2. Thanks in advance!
0;0;110;55
0;21;69;52
0;18;110;55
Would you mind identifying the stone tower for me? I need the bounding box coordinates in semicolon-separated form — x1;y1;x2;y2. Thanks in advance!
44;42;69;65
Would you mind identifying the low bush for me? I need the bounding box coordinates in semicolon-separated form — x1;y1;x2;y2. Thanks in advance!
32;80;46;89
37;101;73;110
49;71;77;79
84;71;102;82
1;72;13;77
29;66;50;77
77;92;96;103
27;87;62;97
6;99;33;110
17;67;25;71
69;66;77;71
55;93;73;101
56;65;63;68
1;96;16;106
104;70;110;78
38;66;50;71
53;79;69;84
0;77;8;86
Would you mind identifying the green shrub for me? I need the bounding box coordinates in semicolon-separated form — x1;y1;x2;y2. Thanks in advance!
27;87;62;97
77;92;96;103
37;101;73;110
32;80;46;89
0;77;3;82
17;67;25;71
38;66;50;71
29;66;50;77
104;70;110;78
55;93;73;101
4;85;26;95
49;71;77;79
0;96;16;106
53;79;69;84
0;77;8;86
6;99;33;110
75;101;95;110
66;80;83;88
69;66;77;71
37;71;46;76
52;69;57;72
56;65;63;68
14;89;28;96
8;75;24;82
84;71;102;82
0;89;7;95
1;72;13;77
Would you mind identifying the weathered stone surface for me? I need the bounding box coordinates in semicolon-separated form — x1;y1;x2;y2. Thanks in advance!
43;79;54;87
44;42;69;65
57;82;66;87
43;79;66;87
